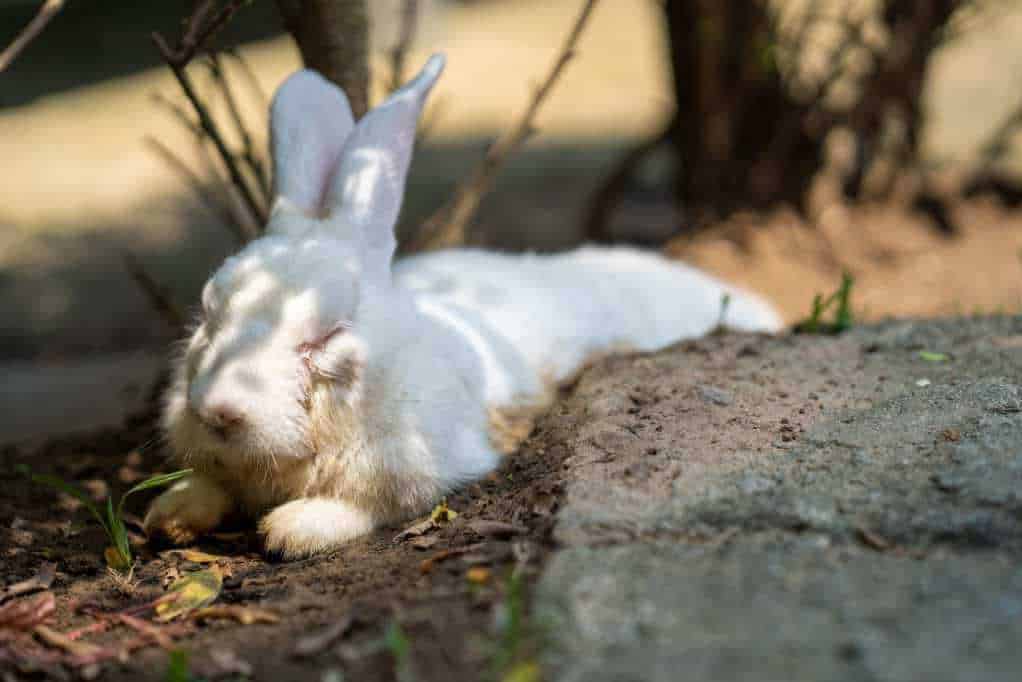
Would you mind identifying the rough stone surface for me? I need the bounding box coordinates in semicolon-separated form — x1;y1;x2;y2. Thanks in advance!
535;317;1022;682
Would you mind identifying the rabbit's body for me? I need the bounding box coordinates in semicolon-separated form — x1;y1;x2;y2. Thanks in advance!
143;55;782;559
397;246;779;405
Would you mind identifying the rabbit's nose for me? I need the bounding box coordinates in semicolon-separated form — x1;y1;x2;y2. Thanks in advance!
196;403;245;437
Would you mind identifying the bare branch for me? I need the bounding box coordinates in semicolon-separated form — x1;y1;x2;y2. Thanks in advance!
158;0;250;68
152;30;268;228
206;53;272;201
275;0;370;118
0;0;65;73
406;0;602;252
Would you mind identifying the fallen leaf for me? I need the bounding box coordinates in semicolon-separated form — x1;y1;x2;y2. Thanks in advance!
0;591;56;630
941;428;961;442
856;526;891;551
0;562;56;604
155;567;223;622
466;567;491;584
293;613;354;658
191;605;279;625
468;520;528;539
409;535;439;550
419;543;485;574
430;500;459;525
393;517;436;542
174;549;229;564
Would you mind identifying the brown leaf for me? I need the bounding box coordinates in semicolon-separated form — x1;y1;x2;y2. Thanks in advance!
419;543;485;574
155;567;223;621
393;517;435;542
0;562;56;604
0;591;56;630
409;535;439;551
174;549;229;564
293;613;354;658
856;526;891;551
191;605;279;625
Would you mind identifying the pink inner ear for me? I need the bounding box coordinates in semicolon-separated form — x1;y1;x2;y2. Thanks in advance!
296;323;349;355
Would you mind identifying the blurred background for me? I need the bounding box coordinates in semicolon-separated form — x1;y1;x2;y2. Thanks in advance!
2;0;1022;442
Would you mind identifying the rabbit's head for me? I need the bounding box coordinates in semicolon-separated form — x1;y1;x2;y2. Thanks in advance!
163;55;444;468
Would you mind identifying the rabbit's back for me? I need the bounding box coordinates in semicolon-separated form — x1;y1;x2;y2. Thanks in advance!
394;246;781;405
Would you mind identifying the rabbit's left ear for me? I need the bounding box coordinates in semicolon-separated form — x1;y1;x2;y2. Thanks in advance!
325;54;445;276
269;69;355;226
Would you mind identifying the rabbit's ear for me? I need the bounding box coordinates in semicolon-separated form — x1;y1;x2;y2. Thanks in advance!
325;54;445;275
269;69;356;226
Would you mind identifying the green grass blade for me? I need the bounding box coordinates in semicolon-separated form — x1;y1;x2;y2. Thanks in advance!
122;469;193;498
107;495;132;568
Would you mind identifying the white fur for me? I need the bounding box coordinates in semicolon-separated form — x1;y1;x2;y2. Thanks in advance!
144;54;782;559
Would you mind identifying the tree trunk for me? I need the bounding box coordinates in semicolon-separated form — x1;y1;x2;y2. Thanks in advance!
275;0;370;118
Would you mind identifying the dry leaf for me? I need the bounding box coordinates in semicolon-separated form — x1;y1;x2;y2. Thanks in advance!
0;562;56;604
409;535;439;550
293;613;354;657
155;567;223;622
191;605;279;625
393;517;436;542
429;500;459;525
466;567;491;584
419;543;485;574
174;549;229;564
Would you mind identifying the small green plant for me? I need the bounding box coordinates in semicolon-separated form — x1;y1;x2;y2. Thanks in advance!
794;272;855;335
489;569;546;682
19;465;192;572
384;620;415;682
165;649;192;682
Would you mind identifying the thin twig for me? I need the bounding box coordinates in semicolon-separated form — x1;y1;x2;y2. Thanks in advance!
153;32;268;227
206;52;272;201
387;0;420;94
159;0;249;68
122;252;187;330
224;47;269;109
144;136;245;244
0;0;65;73
406;0;602;252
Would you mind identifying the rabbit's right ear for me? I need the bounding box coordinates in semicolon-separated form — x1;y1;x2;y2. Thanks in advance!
324;54;445;277
268;69;356;228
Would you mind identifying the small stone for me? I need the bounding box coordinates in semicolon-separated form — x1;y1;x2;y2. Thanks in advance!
698;385;733;407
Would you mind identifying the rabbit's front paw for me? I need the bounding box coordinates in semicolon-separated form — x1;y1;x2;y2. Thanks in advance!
259;498;377;560
143;475;233;546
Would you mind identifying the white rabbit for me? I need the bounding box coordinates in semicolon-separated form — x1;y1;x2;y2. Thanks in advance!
144;54;782;559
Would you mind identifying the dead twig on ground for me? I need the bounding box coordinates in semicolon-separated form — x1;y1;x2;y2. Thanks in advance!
0;0;65;73
405;0;602;252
